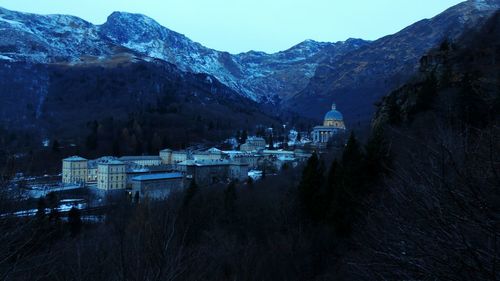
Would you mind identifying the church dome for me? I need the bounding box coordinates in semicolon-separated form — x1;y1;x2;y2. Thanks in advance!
324;103;343;121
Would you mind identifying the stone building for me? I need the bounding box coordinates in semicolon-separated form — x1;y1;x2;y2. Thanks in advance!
311;103;346;144
160;149;189;165
176;159;249;185
97;160;126;190
232;153;260;169
240;136;266;152
119;155;163;166
193;148;225;161
87;156;117;183
62;156;88;185
131;172;184;200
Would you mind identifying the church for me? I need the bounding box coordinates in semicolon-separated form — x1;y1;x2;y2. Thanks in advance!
312;103;346;144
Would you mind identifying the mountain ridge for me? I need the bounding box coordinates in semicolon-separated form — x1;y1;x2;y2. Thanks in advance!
287;0;500;127
0;6;370;102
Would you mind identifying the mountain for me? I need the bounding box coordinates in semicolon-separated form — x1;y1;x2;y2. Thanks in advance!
0;7;369;103
287;0;500;127
0;0;498;149
374;10;500;129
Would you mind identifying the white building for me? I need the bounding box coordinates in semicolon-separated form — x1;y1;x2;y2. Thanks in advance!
312;103;346;144
97;160;126;190
118;155;163;166
62;156;88;185
240;136;266;152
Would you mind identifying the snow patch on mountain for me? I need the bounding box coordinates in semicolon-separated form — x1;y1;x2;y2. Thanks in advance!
0;7;371;102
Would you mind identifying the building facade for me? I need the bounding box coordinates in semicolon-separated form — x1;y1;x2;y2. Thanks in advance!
240;137;266;152
312;103;346;144
62;156;88;185
177;160;249;185
119;156;163;166
132;172;184;200
97;160;126;190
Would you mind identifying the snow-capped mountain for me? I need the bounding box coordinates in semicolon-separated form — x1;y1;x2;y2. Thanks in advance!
287;0;500;125
0;7;369;102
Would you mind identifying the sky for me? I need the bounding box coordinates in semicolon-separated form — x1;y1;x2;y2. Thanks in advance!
0;0;465;54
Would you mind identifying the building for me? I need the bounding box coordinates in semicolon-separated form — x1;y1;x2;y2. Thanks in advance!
240;136;266;152
193;148;225;161
159;149;189;165
87;156;117;183
229;163;250;181
97;160;126;190
176;159;249;185
159;149;173;164
312;103;346;144
118;155;163;166
62;156;88;185
232;153;260;169
131;172;184;200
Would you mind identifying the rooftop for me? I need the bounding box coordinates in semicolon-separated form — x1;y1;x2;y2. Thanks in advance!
178;159;232;167
63;156;87;161
132;172;183;181
313;126;344;130
98;160;124;165
119;156;162;161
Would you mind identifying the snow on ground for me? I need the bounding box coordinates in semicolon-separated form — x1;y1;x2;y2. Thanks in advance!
2;200;87;218
248;170;263;180
0;54;13;61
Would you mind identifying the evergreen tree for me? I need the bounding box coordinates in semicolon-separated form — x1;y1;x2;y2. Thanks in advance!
298;153;325;221
415;73;438;112
36;197;47;222
246;176;254;187
112;139;121;156
67;207;82;237
364;127;391;183
241;130;248;144
330;132;365;236
51;139;60;153
268;134;274;150
46;192;60;222
387;97;402;125
224;181;237;213
235;130;241;144
183;179;198;207
134;191;140;204
457;73;486;128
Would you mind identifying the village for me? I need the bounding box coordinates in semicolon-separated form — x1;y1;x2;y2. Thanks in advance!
60;103;347;201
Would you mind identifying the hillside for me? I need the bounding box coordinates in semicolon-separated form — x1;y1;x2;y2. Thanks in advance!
288;0;499;127
0;7;369;103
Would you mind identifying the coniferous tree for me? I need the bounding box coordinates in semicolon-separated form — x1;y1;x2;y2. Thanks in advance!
36;197;47;223
298;153;325;221
268;134;274;150
67;207;82;237
330;132;364;235
224;180;237;214
51;139;60;153
415;72;438;112
364;127;391;183
387;97;402;125
457;73;486;128
236;130;241;144
183;179;198;208
246;176;254;187
241;130;248;144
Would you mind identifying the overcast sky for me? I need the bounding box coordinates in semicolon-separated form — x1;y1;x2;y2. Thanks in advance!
0;0;465;54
